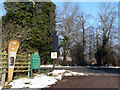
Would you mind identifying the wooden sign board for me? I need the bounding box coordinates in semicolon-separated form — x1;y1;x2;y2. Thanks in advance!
8;40;19;83
31;51;40;77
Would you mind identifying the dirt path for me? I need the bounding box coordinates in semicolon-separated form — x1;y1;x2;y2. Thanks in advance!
49;75;119;88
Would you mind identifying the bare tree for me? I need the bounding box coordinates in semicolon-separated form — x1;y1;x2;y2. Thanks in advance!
56;2;92;65
98;2;117;46
56;2;81;65
76;13;91;62
95;2;118;66
2;22;30;53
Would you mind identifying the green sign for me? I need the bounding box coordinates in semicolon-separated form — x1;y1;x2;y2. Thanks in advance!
30;51;40;77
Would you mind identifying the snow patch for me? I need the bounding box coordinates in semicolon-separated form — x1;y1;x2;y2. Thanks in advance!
48;70;88;77
5;70;88;88
8;74;60;88
0;86;3;90
40;65;71;68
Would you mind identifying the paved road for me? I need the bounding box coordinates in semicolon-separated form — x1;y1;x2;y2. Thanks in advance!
49;68;120;88
49;75;119;88
71;68;120;75
42;66;120;75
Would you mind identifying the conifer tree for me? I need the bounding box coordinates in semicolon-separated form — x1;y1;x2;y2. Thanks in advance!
2;1;56;64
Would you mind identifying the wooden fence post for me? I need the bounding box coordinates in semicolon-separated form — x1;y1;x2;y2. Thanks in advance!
1;73;6;86
28;54;31;78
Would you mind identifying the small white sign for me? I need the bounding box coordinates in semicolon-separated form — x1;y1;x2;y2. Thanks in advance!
51;52;57;59
10;51;16;57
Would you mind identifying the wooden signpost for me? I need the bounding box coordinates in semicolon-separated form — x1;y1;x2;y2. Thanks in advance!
30;51;40;78
8;40;20;83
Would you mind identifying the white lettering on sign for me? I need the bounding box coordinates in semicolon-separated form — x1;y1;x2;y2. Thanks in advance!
12;48;14;50
51;52;57;59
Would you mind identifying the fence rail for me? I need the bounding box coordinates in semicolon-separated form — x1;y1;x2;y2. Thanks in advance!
0;52;31;86
0;52;31;74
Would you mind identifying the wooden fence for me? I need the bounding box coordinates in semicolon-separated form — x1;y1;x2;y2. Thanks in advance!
0;52;31;86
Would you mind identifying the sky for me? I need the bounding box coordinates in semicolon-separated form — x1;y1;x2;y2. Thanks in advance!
0;2;100;23
53;2;99;25
0;1;118;25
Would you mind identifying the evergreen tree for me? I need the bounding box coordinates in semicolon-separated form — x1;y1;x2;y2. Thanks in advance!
2;1;56;64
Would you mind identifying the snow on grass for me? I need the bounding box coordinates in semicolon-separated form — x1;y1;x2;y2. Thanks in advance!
106;66;120;68
40;65;120;69
88;66;120;69
0;86;3;90
5;70;88;88
40;65;55;67
40;65;70;68
40;65;87;69
8;74;60;88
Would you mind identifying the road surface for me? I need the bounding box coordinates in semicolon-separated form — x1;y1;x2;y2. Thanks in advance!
49;75;119;88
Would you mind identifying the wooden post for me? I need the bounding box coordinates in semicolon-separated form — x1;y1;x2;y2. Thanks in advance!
28;68;30;78
28;54;31;78
1;73;6;86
